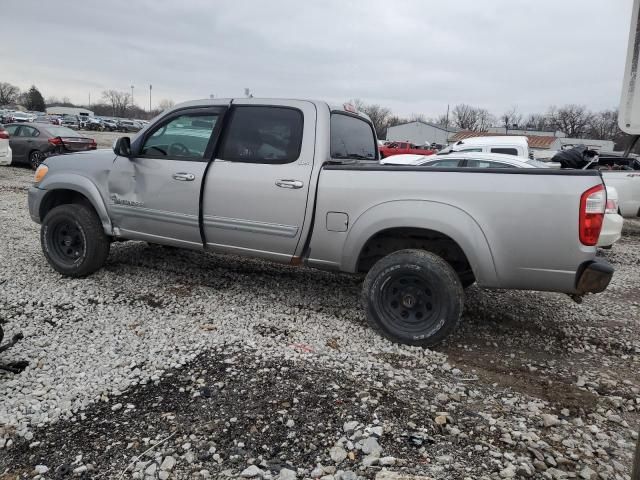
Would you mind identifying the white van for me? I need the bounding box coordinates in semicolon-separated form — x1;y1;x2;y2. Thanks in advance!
439;136;532;159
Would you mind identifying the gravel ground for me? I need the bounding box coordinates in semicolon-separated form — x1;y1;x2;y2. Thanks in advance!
0;165;638;479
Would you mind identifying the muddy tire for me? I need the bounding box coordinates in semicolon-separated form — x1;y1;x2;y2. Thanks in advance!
362;249;464;347
41;204;110;277
29;150;45;170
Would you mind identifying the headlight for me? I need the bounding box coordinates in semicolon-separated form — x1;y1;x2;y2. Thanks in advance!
34;164;48;184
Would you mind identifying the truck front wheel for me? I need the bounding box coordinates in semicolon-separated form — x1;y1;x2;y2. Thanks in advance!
41;204;110;277
362;249;464;347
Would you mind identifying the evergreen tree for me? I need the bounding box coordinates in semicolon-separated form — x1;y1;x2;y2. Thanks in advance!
24;85;45;111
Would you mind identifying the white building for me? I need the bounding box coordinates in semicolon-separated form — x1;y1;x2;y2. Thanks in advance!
386;121;458;146
46;106;94;117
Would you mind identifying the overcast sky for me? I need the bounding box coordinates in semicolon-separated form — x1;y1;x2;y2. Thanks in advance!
1;0;633;117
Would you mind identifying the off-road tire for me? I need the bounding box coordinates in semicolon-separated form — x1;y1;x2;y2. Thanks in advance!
362;249;464;347
41;204;110;277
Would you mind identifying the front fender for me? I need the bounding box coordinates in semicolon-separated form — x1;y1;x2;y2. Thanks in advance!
38;173;113;234
341;200;498;286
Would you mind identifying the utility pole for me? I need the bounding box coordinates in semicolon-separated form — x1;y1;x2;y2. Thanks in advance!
88;92;91;108
445;104;450;130
149;84;152;113
130;85;135;110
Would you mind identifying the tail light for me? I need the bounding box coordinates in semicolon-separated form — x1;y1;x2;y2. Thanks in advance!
0;130;9;140
89;139;97;149
605;197;619;215
48;137;63;146
579;184;606;246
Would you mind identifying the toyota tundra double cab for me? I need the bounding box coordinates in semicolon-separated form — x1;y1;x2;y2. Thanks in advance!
28;98;613;346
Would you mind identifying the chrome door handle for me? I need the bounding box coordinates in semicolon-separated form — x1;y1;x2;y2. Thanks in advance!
275;179;303;189
172;172;195;181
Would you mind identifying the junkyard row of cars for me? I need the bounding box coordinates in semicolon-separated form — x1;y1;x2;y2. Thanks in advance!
0;109;148;132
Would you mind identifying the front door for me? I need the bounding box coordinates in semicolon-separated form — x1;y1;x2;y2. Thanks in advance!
202;100;315;262
5;125;29;162
107;107;223;248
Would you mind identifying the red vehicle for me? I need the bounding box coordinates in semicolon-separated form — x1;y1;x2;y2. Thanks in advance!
379;141;436;158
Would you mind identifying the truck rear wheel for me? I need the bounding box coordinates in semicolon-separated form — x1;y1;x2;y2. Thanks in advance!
362;249;464;347
41;204;110;277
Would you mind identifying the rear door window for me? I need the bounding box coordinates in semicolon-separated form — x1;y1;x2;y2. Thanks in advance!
330;113;377;160
5;125;20;136
490;147;519;156
218;106;303;164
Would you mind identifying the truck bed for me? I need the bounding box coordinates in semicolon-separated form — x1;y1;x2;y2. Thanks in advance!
307;165;604;294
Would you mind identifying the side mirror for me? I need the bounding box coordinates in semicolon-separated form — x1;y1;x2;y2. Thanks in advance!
113;137;131;157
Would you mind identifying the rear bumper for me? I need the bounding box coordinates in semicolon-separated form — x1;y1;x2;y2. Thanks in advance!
597;213;623;247
575;259;614;294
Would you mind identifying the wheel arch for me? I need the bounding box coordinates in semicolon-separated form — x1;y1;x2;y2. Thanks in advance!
38;175;112;235
342;200;498;286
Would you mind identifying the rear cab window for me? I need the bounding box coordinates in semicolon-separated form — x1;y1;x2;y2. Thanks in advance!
330;113;377;161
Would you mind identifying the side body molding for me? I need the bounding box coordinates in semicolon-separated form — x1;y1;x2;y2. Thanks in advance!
38;173;113;234
340;200;498;286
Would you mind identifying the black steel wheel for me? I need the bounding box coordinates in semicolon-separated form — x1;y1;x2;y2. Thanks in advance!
41;204;110;277
363;249;464;346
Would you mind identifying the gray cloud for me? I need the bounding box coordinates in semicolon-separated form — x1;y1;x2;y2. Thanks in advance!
0;0;632;117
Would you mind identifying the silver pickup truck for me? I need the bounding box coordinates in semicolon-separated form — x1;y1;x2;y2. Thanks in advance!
27;98;613;346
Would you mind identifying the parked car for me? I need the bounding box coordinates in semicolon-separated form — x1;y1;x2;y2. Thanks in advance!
379;141;436;158
11;112;35;123
0;126;12;166
81;117;104;131
27;98;613;347
382;152;624;248
100;118;119;131
438;136;533;158
60;116;80;130
4;123;96;169
117;119;142;132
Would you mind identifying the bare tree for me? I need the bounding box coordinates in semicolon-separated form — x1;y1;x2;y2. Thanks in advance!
0;82;20;106
101;90;132;117
548;105;593;138
588;110;620;140
430;113;449;127
452;104;494;131
501;106;523;131
523;113;551;131
157;99;175;111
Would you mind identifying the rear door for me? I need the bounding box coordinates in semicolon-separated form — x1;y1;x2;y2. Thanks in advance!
202;100;315;261
107;106;224;247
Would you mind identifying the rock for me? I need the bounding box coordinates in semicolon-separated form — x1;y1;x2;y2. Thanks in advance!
339;472;357;480
159;472;169;480
240;465;264;478
145;463;157;476
434;415;448;426
285;419;295;428
278;468;297;480
436;455;453;464
111;403;123;411
343;421;359;433
329;446;347;463
546;468;568;479
533;460;547;472
362;455;379;467
361;437;382;455
160;456;176;471
379;457;396;466
576;377;586;387
375;472;433;479
435;393;449;403
498;466;515;478
73;465;88;475
579;466;596;479
370;426;383;437
311;466;324;478
540;414;560;427
34;465;49;474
